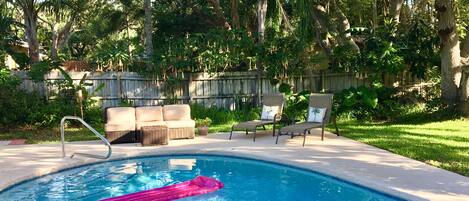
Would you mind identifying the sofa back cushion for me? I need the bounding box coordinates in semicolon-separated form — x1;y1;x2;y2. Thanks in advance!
136;106;164;122
163;104;191;121
106;107;136;124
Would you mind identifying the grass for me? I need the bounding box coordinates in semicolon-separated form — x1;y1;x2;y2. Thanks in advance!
336;118;469;177
0;126;102;144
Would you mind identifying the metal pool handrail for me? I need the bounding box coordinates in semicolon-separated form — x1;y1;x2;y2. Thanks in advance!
60;116;112;159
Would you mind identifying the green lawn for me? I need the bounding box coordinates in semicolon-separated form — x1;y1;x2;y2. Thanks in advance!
0;127;102;144
336;118;469;177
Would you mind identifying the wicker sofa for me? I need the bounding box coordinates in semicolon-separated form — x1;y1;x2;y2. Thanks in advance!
105;104;195;144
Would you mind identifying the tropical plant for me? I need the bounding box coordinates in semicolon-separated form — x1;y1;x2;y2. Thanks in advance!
50;68;105;118
195;117;212;127
334;86;378;120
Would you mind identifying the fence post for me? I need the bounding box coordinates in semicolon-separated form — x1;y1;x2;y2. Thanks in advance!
43;73;48;101
116;72;122;104
257;71;262;106
188;73;194;103
319;70;325;92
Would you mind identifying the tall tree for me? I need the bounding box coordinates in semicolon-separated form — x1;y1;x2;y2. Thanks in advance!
435;0;461;104
331;0;359;53
256;0;267;105
9;0;42;63
231;0;240;29
462;31;469;58
42;0;86;61
144;0;153;69
390;0;404;23
208;0;231;30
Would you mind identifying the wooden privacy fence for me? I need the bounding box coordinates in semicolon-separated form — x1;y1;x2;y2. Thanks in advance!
15;71;421;109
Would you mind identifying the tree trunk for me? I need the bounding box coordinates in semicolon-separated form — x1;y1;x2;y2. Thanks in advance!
50;19;73;61
126;14;133;61
311;4;332;57
22;4;40;63
332;0;360;53
230;0;240;29
144;0;153;69
256;0;267;106
435;0;461;104
372;0;378;28
390;0;404;23
208;0;231;30
462;31;469;58
277;0;292;31
51;24;59;61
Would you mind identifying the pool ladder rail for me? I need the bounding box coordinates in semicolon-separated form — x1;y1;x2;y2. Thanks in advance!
60;116;112;159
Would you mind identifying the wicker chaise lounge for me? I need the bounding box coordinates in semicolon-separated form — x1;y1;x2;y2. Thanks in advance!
229;94;285;142
275;93;337;146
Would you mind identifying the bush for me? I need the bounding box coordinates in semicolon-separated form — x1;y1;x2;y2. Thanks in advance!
0;69;48;128
0;68;105;129
283;90;311;122
190;104;259;125
334;86;378;121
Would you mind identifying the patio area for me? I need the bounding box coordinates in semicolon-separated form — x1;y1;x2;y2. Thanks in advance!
0;130;468;201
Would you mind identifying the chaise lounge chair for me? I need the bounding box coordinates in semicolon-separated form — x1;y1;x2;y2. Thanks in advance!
229;94;285;142
275;93;337;146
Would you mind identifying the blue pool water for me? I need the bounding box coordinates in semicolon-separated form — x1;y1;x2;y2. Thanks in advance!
0;155;403;201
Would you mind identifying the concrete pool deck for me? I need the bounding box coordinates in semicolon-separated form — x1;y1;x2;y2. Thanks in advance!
0;130;468;201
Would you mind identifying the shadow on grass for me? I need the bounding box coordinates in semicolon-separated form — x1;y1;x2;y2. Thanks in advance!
386;108;463;125
337;120;469;177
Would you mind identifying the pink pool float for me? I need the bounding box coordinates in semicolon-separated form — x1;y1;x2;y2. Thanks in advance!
101;176;224;201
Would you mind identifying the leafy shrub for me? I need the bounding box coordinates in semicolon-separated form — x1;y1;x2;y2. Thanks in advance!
0;69;48;128
195;117;212;127
1;64;105;128
283;90;311;122
190;104;259;125
334;86;378;121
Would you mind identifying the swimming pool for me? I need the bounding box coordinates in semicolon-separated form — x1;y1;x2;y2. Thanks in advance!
0;154;403;201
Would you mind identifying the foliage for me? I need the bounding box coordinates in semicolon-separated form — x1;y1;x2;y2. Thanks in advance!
48;68;104;118
333;20;405;81
400;18;440;79
276;83;310;122
191;104;259;125
283;90;311;122
260;30;305;81
195;117;212;127
0;2;29;69
334;86;378;121
0;69;48;128
151;28;256;75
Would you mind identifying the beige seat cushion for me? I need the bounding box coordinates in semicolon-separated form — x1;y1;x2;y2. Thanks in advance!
105;123;135;132
136;106;163;122
163;104;191;121
105;107;136;132
165;120;195;128
107;107;136;124
136;121;167;130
